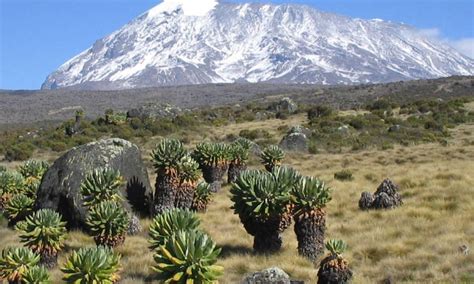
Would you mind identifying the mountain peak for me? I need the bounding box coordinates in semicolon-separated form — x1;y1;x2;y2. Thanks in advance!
42;1;474;90
147;0;219;17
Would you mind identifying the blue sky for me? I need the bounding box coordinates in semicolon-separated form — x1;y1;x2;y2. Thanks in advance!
1;0;473;90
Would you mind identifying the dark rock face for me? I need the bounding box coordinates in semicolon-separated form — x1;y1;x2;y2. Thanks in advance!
242;267;291;284
127;103;183;120
279;126;309;152
358;179;403;210
358;192;374;210
269;97;298;114
35;138;152;229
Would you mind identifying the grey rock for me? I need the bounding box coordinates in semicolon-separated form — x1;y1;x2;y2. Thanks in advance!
359;178;403;210
127;103;183;120
128;214;142;235
388;124;401;132
358;192;374;210
242;267;291;284
269;97;298;114
35;138;153;229
279;126;308;152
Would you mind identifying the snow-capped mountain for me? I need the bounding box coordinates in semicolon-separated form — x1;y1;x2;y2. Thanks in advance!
42;1;474;90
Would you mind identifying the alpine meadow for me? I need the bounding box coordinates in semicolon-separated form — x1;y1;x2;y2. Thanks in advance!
1;0;473;283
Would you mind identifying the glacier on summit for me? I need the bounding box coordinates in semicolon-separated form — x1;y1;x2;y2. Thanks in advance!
42;1;474;90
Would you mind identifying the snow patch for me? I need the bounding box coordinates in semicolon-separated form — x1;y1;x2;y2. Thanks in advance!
148;0;219;17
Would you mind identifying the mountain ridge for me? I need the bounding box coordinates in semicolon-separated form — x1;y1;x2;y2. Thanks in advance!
42;2;474;90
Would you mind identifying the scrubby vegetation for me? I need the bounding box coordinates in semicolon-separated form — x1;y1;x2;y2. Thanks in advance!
0;95;473;283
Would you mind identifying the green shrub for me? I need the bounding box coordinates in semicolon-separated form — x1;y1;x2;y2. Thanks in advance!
308;105;333;120
334;170;353;181
5;143;34;161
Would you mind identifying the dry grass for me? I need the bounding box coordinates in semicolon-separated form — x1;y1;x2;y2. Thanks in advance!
1;116;474;283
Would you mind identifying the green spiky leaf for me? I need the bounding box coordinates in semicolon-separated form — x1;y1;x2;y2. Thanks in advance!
151;139;187;172
22;265;51;284
291;176;332;215
5;194;34;222
230;168;295;219
326;239;348;256
260;145;285;171
80;168;124;208
152;230;223;283
15;209;67;256
149;208;200;251
0;247;40;283
86;201;129;246
192;142;231;167
18;160;49;181
177;155;200;184
0;171;25;195
61;246;121;284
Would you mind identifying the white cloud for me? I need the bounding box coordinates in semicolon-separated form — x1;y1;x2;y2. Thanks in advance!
419;28;474;59
450;38;474;59
149;0;219;17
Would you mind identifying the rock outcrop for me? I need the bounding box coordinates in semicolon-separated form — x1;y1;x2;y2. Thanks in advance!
35;138;152;229
359;179;403;210
279;126;309;152
269;97;298;114
127;103;183;120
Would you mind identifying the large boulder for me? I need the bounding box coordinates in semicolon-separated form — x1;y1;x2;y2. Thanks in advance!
279;126;309;152
358;179;403;210
127;103;183;120
35;138;152;229
269;97;298;114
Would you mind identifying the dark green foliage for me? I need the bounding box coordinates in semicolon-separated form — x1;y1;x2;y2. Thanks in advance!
292;177;331;215
15;209;67;267
22;265;51;284
334;170;353;181
5;143;34;161
148;208;200;251
86;201;130;247
5;194;34;224
80;168;124;208
0;247;40;283
61;246;121;284
308;105;334;120
152;230;223;283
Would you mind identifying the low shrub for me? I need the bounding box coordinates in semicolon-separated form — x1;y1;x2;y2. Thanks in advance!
334;170;353;181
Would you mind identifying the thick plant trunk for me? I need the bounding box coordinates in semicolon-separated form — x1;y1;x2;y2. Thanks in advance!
174;183;195;210
241;215;287;254
39;251;58;269
253;231;282;253
201;164;228;185
317;255;353;284
94;234;125;248
294;211;326;262
153;170;177;215
227;162;247;184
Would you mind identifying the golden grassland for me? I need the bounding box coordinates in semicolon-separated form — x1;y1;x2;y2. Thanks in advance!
1;112;474;283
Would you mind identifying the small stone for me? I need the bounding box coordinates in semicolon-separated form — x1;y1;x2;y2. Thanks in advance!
127;214;142;235
459;244;470;255
242;267;291;284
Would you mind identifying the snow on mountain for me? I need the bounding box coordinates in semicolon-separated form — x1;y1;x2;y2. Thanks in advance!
42;1;474;90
